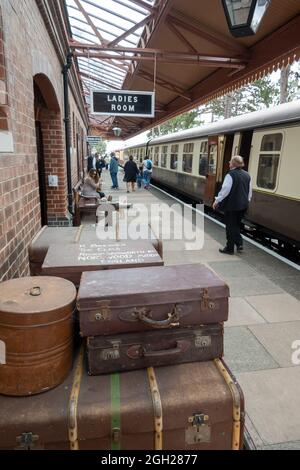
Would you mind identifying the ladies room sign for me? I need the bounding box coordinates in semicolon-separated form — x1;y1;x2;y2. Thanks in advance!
91;90;155;118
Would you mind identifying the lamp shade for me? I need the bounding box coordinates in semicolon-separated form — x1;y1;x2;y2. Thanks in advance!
112;127;122;137
222;0;270;37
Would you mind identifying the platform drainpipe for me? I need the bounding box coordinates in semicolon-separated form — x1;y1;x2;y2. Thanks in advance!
63;52;74;219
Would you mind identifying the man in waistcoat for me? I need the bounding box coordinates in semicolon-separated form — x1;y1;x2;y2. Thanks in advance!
213;156;252;254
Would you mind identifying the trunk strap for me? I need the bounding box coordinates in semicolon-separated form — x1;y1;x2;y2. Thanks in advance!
111;373;121;450
147;367;163;450
214;358;241;450
74;225;83;243
68;345;85;450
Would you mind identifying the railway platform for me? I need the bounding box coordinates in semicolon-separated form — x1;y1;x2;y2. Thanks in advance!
95;169;300;451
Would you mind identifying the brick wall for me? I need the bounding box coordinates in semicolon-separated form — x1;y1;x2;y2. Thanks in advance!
0;0;87;281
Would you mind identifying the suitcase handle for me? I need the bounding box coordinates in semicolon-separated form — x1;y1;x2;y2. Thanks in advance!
135;305;180;329
127;340;190;359
143;340;190;357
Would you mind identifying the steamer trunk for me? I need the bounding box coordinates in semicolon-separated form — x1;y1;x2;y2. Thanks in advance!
0;348;244;450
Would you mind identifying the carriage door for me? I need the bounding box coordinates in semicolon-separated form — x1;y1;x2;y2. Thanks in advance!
204;136;219;205
221;133;235;181
239;130;253;170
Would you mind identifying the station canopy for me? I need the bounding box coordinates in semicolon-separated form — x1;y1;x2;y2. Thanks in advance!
65;0;300;140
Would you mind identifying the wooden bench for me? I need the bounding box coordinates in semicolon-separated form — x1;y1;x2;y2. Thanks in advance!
73;181;99;226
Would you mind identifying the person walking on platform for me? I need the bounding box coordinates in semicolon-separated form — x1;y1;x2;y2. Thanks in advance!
96;155;103;178
109;152;119;190
137;164;143;189
143;155;153;189
124;155;139;193
213;156;252;254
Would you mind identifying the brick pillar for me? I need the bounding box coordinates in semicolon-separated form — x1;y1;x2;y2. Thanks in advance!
40;109;71;226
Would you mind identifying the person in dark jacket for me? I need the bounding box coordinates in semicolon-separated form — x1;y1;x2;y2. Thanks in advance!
124;155;139;193
136;164;143;189
109;153;119;189
95;155;103;178
87;154;94;172
213;156;252;254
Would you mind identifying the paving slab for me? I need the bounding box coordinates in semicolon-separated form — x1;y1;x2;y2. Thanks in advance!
249;322;300;368
224;275;284;297
163;249;239;265
208;260;257;278
225;298;266;327
224;327;279;373
241;251;298;279
237;367;300;445
271;275;300;298
246;293;300;323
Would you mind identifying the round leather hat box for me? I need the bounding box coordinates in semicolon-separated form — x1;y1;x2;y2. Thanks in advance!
0;276;76;396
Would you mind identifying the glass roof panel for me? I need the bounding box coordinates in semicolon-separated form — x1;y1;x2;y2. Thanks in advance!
66;0;156;121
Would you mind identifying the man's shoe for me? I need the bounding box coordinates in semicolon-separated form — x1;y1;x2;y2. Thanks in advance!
219;247;234;255
237;246;244;253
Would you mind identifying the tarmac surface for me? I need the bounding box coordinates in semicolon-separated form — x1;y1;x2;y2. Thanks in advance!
87;169;300;450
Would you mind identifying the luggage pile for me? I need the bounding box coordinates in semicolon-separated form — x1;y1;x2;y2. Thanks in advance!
0;225;245;450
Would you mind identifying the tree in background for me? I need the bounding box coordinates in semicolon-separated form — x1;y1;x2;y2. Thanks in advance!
146;61;300;136
202;61;300;120
203;76;279;120
96;140;107;155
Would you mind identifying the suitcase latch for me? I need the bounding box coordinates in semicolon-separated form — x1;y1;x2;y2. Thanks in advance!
186;413;211;445
94;301;111;321
194;335;211;348
101;341;121;360
16;432;39;450
112;427;121;444
201;290;216;310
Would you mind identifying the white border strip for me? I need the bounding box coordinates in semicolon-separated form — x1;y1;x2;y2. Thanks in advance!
151;184;300;272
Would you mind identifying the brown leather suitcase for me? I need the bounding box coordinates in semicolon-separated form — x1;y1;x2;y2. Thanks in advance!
0;277;76;396
29;226;82;275
87;324;223;375
78;264;229;337
42;241;164;287
0;348;244;450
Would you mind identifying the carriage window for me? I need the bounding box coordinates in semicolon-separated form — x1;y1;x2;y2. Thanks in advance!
199;141;208;176
170;144;179;170
208;144;217;174
257;133;282;190
257;155;280;190
148;147;153;160
182;143;194;173
154;146;160;166
261;134;283;152
161;145;168;168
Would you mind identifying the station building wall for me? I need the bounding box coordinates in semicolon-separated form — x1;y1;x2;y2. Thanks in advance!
0;0;88;282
